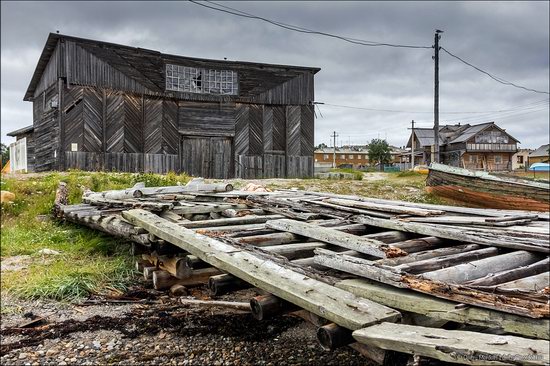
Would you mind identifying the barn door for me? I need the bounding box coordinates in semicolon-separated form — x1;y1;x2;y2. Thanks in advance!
180;136;232;178
211;138;232;179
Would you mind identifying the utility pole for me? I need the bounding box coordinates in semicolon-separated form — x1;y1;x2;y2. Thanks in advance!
433;30;443;163
330;131;339;168
410;120;415;170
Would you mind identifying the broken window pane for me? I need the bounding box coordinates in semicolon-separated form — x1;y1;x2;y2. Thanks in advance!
165;64;238;95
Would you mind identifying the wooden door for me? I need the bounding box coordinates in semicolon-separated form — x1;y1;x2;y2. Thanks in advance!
181;136;232;178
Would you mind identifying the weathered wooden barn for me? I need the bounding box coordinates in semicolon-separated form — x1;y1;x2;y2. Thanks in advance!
18;33;319;178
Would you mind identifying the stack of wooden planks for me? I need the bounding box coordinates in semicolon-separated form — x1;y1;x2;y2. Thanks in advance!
56;181;550;365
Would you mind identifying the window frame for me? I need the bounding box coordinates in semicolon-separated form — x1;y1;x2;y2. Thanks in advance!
165;64;239;95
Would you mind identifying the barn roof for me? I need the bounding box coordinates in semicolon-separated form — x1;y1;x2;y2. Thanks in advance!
24;33;321;101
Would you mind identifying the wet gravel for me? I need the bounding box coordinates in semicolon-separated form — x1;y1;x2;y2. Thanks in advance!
1;287;371;365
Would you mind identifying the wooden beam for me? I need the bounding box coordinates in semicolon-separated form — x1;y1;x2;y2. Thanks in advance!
180;215;284;229
498;272;549;292
354;216;549;253
420;251;542;284
336;279;549;340
314;249;549;318
123;209;401;330
393;247;499;275
465;258;550;286
325;198;445;217
352;323;549;366
265;219;404;258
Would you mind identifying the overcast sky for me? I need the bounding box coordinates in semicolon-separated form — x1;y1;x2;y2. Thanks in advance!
1;1;549;149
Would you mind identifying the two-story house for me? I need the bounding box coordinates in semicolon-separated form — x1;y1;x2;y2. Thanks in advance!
406;122;519;171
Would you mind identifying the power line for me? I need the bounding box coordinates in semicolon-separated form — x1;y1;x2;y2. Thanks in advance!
441;47;550;95
188;0;432;49
315;99;549;115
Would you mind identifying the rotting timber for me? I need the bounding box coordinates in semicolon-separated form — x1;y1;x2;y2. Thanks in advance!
55;179;550;365
427;162;550;211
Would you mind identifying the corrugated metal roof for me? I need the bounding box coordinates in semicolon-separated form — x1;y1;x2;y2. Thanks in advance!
448;122;495;143
530;144;550;157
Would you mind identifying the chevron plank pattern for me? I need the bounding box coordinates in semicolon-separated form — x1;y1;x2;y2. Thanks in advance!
286;105;301;156
144;97;163;154
83;88;103;152
248;104;263;155
300;105;315;156
263;106;274;151
163;100;179;154
124;95;143;153
234;104;250;155
63;87;84;151
105;92;125;152
272;106;286;152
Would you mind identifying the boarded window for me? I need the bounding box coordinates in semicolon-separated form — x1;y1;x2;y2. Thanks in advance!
323;154;329;160
166;64;238;95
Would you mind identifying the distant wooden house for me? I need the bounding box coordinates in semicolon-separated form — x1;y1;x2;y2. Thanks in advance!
314;148;369;170
529;144;550;166
406;122;519;171
13;33;319;178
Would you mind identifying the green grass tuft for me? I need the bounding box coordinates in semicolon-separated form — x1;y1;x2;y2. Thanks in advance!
0;170;190;302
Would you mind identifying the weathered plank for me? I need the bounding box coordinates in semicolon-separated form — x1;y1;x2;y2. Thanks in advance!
266;219;404;258
352;322;549;365
354;216;550;253
180;215;284;229
314;248;549;318
123;209;401;330
337;278;549;340
325;198;445;217
420;251;542;284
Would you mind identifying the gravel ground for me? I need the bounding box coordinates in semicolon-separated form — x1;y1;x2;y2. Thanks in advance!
1;286;372;366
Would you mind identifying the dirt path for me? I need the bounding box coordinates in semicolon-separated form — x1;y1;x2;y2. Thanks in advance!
0;286;369;365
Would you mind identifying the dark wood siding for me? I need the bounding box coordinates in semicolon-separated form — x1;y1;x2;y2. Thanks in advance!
27;35;316;177
178;101;235;136
181;136;232;178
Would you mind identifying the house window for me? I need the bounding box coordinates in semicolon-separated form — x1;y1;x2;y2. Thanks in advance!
349;155;354;159
517;155;524;164
323;154;329;160
340;154;346;159
469;155;478;163
494;155;502;164
165;64;238;95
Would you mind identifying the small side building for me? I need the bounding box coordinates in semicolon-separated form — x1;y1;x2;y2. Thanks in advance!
6;125;35;173
512;148;532;171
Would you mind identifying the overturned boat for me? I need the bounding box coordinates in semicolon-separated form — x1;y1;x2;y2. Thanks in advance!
426;163;550;211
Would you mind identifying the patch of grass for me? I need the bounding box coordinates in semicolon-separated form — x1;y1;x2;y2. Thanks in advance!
329;168;363;180
397;170;423;178
0;170;190;302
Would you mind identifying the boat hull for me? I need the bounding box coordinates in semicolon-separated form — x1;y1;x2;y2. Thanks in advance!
426;169;550;211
